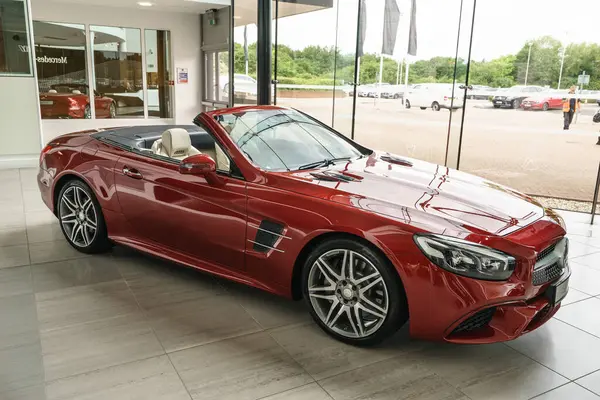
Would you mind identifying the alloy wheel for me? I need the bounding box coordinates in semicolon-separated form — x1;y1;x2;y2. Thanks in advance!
307;249;389;339
59;186;98;247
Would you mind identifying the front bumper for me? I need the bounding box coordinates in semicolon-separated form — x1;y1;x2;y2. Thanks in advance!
492;99;516;107
521;102;543;110
402;219;568;344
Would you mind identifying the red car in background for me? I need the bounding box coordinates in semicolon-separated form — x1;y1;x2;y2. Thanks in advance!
521;93;564;111
37;106;570;346
39;84;116;119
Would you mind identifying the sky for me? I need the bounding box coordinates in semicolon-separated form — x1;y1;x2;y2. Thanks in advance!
235;0;600;62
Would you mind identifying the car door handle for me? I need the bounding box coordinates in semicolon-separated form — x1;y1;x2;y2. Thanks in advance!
123;167;143;179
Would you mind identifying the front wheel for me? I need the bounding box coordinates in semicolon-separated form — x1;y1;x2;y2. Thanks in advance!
512;99;520;109
58;180;111;254
431;102;441;111
542;102;549;111
405;100;411;109
302;238;408;346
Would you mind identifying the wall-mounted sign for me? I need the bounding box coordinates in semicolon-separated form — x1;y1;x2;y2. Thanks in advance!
36;56;68;64
177;68;188;84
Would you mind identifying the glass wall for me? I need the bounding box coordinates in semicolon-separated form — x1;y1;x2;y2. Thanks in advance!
232;0;258;105
0;0;31;75
458;0;600;209
91;25;143;118
33;21;89;119
145;29;173;118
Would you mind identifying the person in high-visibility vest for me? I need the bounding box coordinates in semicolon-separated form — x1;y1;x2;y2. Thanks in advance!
563;85;580;130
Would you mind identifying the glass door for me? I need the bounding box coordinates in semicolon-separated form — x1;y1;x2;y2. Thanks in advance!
202;49;230;111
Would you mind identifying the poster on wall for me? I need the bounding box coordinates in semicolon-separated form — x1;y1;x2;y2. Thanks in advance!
177;68;188;84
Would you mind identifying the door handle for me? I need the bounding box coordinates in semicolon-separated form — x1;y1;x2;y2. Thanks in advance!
123;167;143;179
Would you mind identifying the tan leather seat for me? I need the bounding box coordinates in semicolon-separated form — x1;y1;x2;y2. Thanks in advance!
151;128;201;160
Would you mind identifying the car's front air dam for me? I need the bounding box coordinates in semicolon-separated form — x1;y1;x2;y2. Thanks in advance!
443;296;560;344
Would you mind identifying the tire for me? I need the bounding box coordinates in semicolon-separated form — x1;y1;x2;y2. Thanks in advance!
405;100;411;109
57;180;111;254
302;238;408;346
542;102;549;111
493;105;501;108
420;107;427;110
432;102;441;111
109;102;117;118
512;99;520;109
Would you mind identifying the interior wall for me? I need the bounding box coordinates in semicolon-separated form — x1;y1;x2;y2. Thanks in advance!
0;76;43;167
30;0;203;143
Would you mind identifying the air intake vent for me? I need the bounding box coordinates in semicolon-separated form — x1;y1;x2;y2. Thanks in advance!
310;171;360;182
380;155;413;167
253;220;285;253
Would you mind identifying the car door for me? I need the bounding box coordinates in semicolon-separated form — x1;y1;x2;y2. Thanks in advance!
113;145;247;271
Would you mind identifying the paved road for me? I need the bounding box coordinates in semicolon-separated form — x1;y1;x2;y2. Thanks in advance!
278;97;600;201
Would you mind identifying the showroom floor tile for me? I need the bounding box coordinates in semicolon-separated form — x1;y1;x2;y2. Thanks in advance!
1;168;600;399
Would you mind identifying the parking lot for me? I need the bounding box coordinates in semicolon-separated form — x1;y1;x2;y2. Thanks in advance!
278;96;600;202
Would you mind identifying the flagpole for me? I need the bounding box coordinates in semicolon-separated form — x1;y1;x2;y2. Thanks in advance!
377;54;384;105
396;59;401;85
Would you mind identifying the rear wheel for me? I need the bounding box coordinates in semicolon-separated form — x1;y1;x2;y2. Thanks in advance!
432;102;441;111
109;102;117;118
58;180;111;254
405;100;411;109
302;238;408;346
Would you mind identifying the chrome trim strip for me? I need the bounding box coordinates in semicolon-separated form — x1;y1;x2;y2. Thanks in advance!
248;239;285;253
248;224;292;240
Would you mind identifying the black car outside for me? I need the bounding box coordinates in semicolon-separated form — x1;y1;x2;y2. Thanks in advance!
491;86;545;109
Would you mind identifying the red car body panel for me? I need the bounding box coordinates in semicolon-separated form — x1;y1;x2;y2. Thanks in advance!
39;91;114;119
521;95;564;110
37;105;568;344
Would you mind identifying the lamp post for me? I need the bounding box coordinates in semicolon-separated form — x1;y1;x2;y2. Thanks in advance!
558;46;566;90
524;42;532;86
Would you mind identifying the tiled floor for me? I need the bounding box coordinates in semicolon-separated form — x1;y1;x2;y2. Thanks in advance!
2;168;600;400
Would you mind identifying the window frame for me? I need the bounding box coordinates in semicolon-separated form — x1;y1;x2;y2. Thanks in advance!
0;0;34;77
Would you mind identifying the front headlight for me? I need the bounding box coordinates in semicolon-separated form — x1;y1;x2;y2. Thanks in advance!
414;234;516;281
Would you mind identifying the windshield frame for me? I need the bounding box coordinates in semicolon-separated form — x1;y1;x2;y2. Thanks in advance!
211;107;372;173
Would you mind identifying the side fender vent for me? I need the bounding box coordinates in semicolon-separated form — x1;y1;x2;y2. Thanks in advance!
253;220;285;253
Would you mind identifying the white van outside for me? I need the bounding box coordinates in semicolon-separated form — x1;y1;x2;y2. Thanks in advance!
404;83;464;111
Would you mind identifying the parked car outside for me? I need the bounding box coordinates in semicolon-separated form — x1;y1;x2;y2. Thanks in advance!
468;85;493;100
491;85;545;109
381;84;404;99
404;83;464;111
39;84;116;119
38;105;569;346
521;90;565;111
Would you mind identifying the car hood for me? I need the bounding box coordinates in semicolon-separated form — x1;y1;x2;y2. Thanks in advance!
279;151;545;237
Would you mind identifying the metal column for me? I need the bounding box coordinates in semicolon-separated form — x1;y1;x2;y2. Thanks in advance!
256;0;272;105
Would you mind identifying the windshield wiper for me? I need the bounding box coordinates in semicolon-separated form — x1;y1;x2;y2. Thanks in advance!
297;157;352;171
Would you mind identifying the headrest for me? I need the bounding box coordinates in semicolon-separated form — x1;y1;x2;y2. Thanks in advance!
48;89;58;93
72;90;82;94
161;128;191;158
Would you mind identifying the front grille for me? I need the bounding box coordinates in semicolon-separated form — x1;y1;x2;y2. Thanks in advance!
452;307;496;334
533;262;563;285
536;242;558;262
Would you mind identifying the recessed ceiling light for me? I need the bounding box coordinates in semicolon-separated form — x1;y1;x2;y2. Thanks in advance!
137;1;153;6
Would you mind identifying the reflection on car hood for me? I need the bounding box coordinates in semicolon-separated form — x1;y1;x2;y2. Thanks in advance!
281;152;545;236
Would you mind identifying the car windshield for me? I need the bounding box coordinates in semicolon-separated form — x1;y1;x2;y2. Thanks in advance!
214;109;363;171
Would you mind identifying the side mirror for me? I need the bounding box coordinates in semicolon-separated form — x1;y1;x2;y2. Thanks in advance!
179;154;216;175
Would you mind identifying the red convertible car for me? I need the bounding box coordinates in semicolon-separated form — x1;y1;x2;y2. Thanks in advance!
520;94;564;111
37;106;570;345
39;84;116;119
